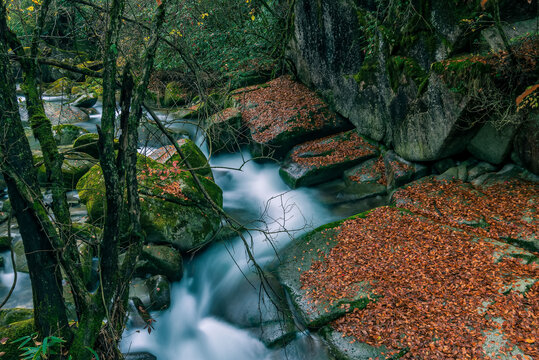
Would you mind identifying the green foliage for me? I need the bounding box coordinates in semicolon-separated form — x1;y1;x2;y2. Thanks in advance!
386;56;429;94
12;333;66;360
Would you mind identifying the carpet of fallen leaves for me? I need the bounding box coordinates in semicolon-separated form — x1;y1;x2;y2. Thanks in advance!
237;75;341;143
393;179;538;244
289;131;377;168
300;207;538;359
349;156;387;185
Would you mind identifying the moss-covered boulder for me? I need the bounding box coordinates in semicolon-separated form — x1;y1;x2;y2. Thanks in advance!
72;133;99;158
135;244;183;282
0;308;33;327
20;102;90;125
36;151;97;190
237;76;353;160
76;154;222;252
43;77;75;96
163;81;188;107
205;108;248;154
0;319;35;360
52;124;88;146
146;138;212;178
279;131;379;188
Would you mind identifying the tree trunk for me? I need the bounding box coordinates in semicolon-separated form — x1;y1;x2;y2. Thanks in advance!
0;1;69;338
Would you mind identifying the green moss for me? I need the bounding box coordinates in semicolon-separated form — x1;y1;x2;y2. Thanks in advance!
0;308;33;327
73;133;99;158
430;56;492;93
0;319;35;360
387;56;429;93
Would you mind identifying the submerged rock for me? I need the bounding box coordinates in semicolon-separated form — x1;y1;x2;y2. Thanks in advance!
280;131;378;188
76;154;222;252
238;76;353;159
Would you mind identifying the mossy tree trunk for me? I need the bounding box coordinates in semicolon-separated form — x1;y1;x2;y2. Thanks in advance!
1;0;168;357
0;0;70;339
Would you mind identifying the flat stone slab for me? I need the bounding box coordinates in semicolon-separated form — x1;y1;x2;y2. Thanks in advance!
277;206;538;359
237;76;353;159
280;131;379;188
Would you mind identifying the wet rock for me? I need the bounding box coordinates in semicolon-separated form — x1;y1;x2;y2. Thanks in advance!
146;275;171;311
77;154;223;252
481;18;538;53
433;157;456;174
280;131;379;188
205;108;248;153
20;102;90;125
320;326;392;360
146;138;213;178
70;93;98;108
124;352;157;360
384;151;429;190
135;245;183;282
342;158;387;200
468;162;498;181
467;122;518;165
238;76;353;160
52;124;89;146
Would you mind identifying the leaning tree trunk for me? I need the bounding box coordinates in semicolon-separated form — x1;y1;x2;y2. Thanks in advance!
0;0;69;339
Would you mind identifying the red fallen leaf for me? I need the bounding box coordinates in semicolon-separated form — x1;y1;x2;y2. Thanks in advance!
156;0;162;5
0;338;7;345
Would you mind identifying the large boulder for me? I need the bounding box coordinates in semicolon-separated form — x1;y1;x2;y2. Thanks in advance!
237;76;353;159
0;319;35;360
279;130;378;188
76;154;223;252
163;81;188;107
52;124;88;146
467;122;518;165
20;102;90;125
37;151;97;190
146;138;213;178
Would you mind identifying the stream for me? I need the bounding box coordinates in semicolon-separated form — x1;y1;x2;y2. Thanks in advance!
0;98;387;359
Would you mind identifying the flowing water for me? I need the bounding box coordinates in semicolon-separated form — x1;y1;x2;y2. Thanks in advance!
0;99;387;359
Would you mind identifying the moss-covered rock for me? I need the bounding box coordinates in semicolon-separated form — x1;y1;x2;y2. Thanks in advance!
36;151;97;190
52;124;88;146
163;81;188;107
43;77;75;96
0;308;33;327
146;138;212;178
0;319;35;360
72;133;99;158
70;93;98;108
136;244;183;282
76;154;222;252
279;131;379;188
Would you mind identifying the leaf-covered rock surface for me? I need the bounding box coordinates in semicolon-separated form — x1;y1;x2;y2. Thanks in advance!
280;131;378;188
237;75;353;159
280;203;538;359
392;178;538;252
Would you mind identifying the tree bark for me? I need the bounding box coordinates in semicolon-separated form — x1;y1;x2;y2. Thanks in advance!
0;1;69;338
